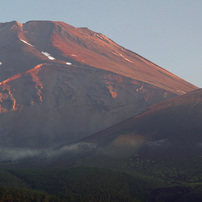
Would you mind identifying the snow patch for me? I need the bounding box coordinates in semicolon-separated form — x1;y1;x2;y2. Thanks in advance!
20;39;33;47
124;57;134;63
71;54;77;57
0;61;2;65
113;52;120;56
66;62;72;65
41;51;56;60
118;53;134;63
177;90;186;94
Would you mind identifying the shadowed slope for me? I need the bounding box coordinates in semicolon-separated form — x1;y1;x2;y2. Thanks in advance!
0;62;176;149
83;89;202;150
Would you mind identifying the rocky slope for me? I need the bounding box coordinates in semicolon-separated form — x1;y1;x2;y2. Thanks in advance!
0;20;198;151
81;89;202;158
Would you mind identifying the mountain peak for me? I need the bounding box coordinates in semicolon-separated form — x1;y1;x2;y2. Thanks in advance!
0;20;22;28
0;20;198;94
0;20;198;150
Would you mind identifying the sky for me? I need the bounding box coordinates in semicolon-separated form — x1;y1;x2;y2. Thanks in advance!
1;0;201;87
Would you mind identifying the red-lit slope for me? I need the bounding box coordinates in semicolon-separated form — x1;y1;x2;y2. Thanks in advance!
0;21;47;81
0;20;197;94
23;20;197;95
0;20;198;149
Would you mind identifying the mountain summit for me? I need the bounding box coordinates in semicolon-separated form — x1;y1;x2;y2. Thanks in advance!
0;21;198;152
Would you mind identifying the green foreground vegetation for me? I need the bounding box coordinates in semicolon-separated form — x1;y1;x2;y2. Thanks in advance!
0;156;202;201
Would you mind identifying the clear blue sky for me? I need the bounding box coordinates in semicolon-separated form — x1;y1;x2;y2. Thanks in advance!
1;0;201;87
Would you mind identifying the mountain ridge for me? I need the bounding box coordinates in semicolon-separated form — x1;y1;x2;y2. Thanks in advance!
0;20;197;93
81;88;202;149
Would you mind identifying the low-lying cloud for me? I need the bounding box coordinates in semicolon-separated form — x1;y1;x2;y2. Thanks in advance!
0;142;97;162
0;147;44;161
46;142;97;158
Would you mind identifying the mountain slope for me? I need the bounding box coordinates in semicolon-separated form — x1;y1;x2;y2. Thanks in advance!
0;20;197;93
23;20;197;94
0;20;198;152
81;89;202;156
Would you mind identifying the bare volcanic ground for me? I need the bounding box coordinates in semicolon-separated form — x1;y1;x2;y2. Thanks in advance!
0;20;198;155
0;20;197;94
0;62;177;150
80;89;202;158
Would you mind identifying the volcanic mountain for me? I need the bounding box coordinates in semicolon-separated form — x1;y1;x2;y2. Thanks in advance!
0;20;197;151
81;88;202;158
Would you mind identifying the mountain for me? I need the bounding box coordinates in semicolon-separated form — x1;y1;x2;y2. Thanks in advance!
0;20;197;153
81;88;202;158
